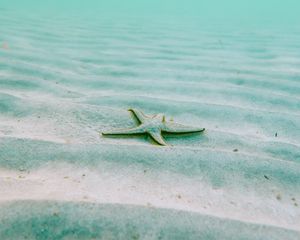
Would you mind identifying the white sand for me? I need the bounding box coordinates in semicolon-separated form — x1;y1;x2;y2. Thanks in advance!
0;7;299;238
0;163;299;231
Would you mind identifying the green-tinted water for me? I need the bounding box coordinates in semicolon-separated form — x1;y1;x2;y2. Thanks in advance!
0;0;300;239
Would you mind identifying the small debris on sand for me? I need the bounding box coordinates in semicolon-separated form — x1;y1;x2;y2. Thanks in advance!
53;212;59;217
176;194;182;199
146;202;152;208
276;193;281;201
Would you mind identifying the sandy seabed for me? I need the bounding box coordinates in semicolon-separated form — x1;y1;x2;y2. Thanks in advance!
0;7;300;240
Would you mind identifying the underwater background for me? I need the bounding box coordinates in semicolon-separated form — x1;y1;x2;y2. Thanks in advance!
0;0;300;239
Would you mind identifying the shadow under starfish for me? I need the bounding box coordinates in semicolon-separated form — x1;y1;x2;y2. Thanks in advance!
102;109;205;146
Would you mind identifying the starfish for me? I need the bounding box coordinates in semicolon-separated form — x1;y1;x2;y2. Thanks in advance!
102;109;205;146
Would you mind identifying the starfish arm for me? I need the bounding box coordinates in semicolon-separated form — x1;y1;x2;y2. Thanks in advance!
163;122;205;134
128;108;147;123
102;126;145;135
149;130;168;146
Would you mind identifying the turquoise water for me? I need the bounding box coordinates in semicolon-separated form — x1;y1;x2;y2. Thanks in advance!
0;1;300;239
1;0;300;21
